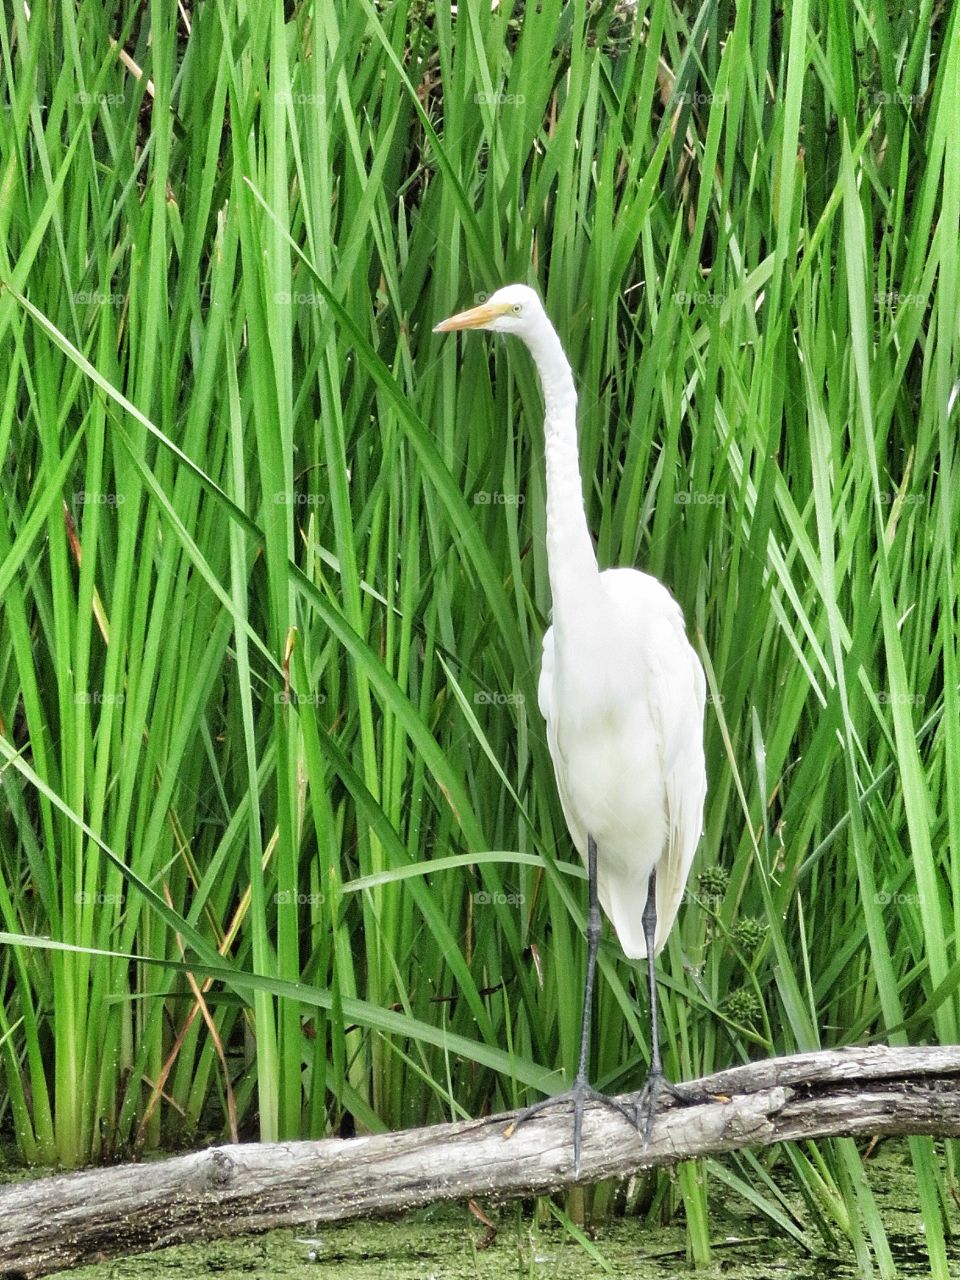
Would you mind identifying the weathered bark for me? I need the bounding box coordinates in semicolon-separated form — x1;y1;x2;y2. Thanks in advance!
1;1045;958;1277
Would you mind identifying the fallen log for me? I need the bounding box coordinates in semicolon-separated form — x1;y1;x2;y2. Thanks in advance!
1;1044;958;1278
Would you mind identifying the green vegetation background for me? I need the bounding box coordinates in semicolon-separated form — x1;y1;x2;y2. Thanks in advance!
1;1;957;1273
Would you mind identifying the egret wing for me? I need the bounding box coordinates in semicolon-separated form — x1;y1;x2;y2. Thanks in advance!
538;624;555;724
538;622;590;857
600;570;707;954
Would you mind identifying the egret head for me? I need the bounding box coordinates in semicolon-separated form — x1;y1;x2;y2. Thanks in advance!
432;284;545;338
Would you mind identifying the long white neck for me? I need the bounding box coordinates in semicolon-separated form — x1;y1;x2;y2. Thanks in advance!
523;320;601;631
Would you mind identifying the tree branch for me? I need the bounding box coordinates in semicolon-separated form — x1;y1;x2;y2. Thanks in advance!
2;1045;958;1278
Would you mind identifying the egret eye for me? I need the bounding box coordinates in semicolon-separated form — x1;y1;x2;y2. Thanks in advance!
512;303;522;315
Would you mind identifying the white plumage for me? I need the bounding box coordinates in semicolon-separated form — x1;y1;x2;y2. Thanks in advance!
538;567;706;958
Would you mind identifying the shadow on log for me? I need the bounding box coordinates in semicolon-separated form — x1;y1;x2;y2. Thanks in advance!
1;1045;958;1277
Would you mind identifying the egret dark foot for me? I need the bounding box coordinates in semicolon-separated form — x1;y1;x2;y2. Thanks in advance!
504;1075;637;1176
635;1070;717;1148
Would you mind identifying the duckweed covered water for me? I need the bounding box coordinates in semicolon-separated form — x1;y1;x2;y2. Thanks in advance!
38;1142;958;1280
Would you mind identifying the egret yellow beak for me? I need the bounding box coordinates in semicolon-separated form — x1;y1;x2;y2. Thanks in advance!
432;301;505;333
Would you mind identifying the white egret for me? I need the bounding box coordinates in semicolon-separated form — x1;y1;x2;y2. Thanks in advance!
434;284;708;1173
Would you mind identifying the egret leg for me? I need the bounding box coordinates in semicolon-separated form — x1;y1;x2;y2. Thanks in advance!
635;867;712;1146
504;834;635;1175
